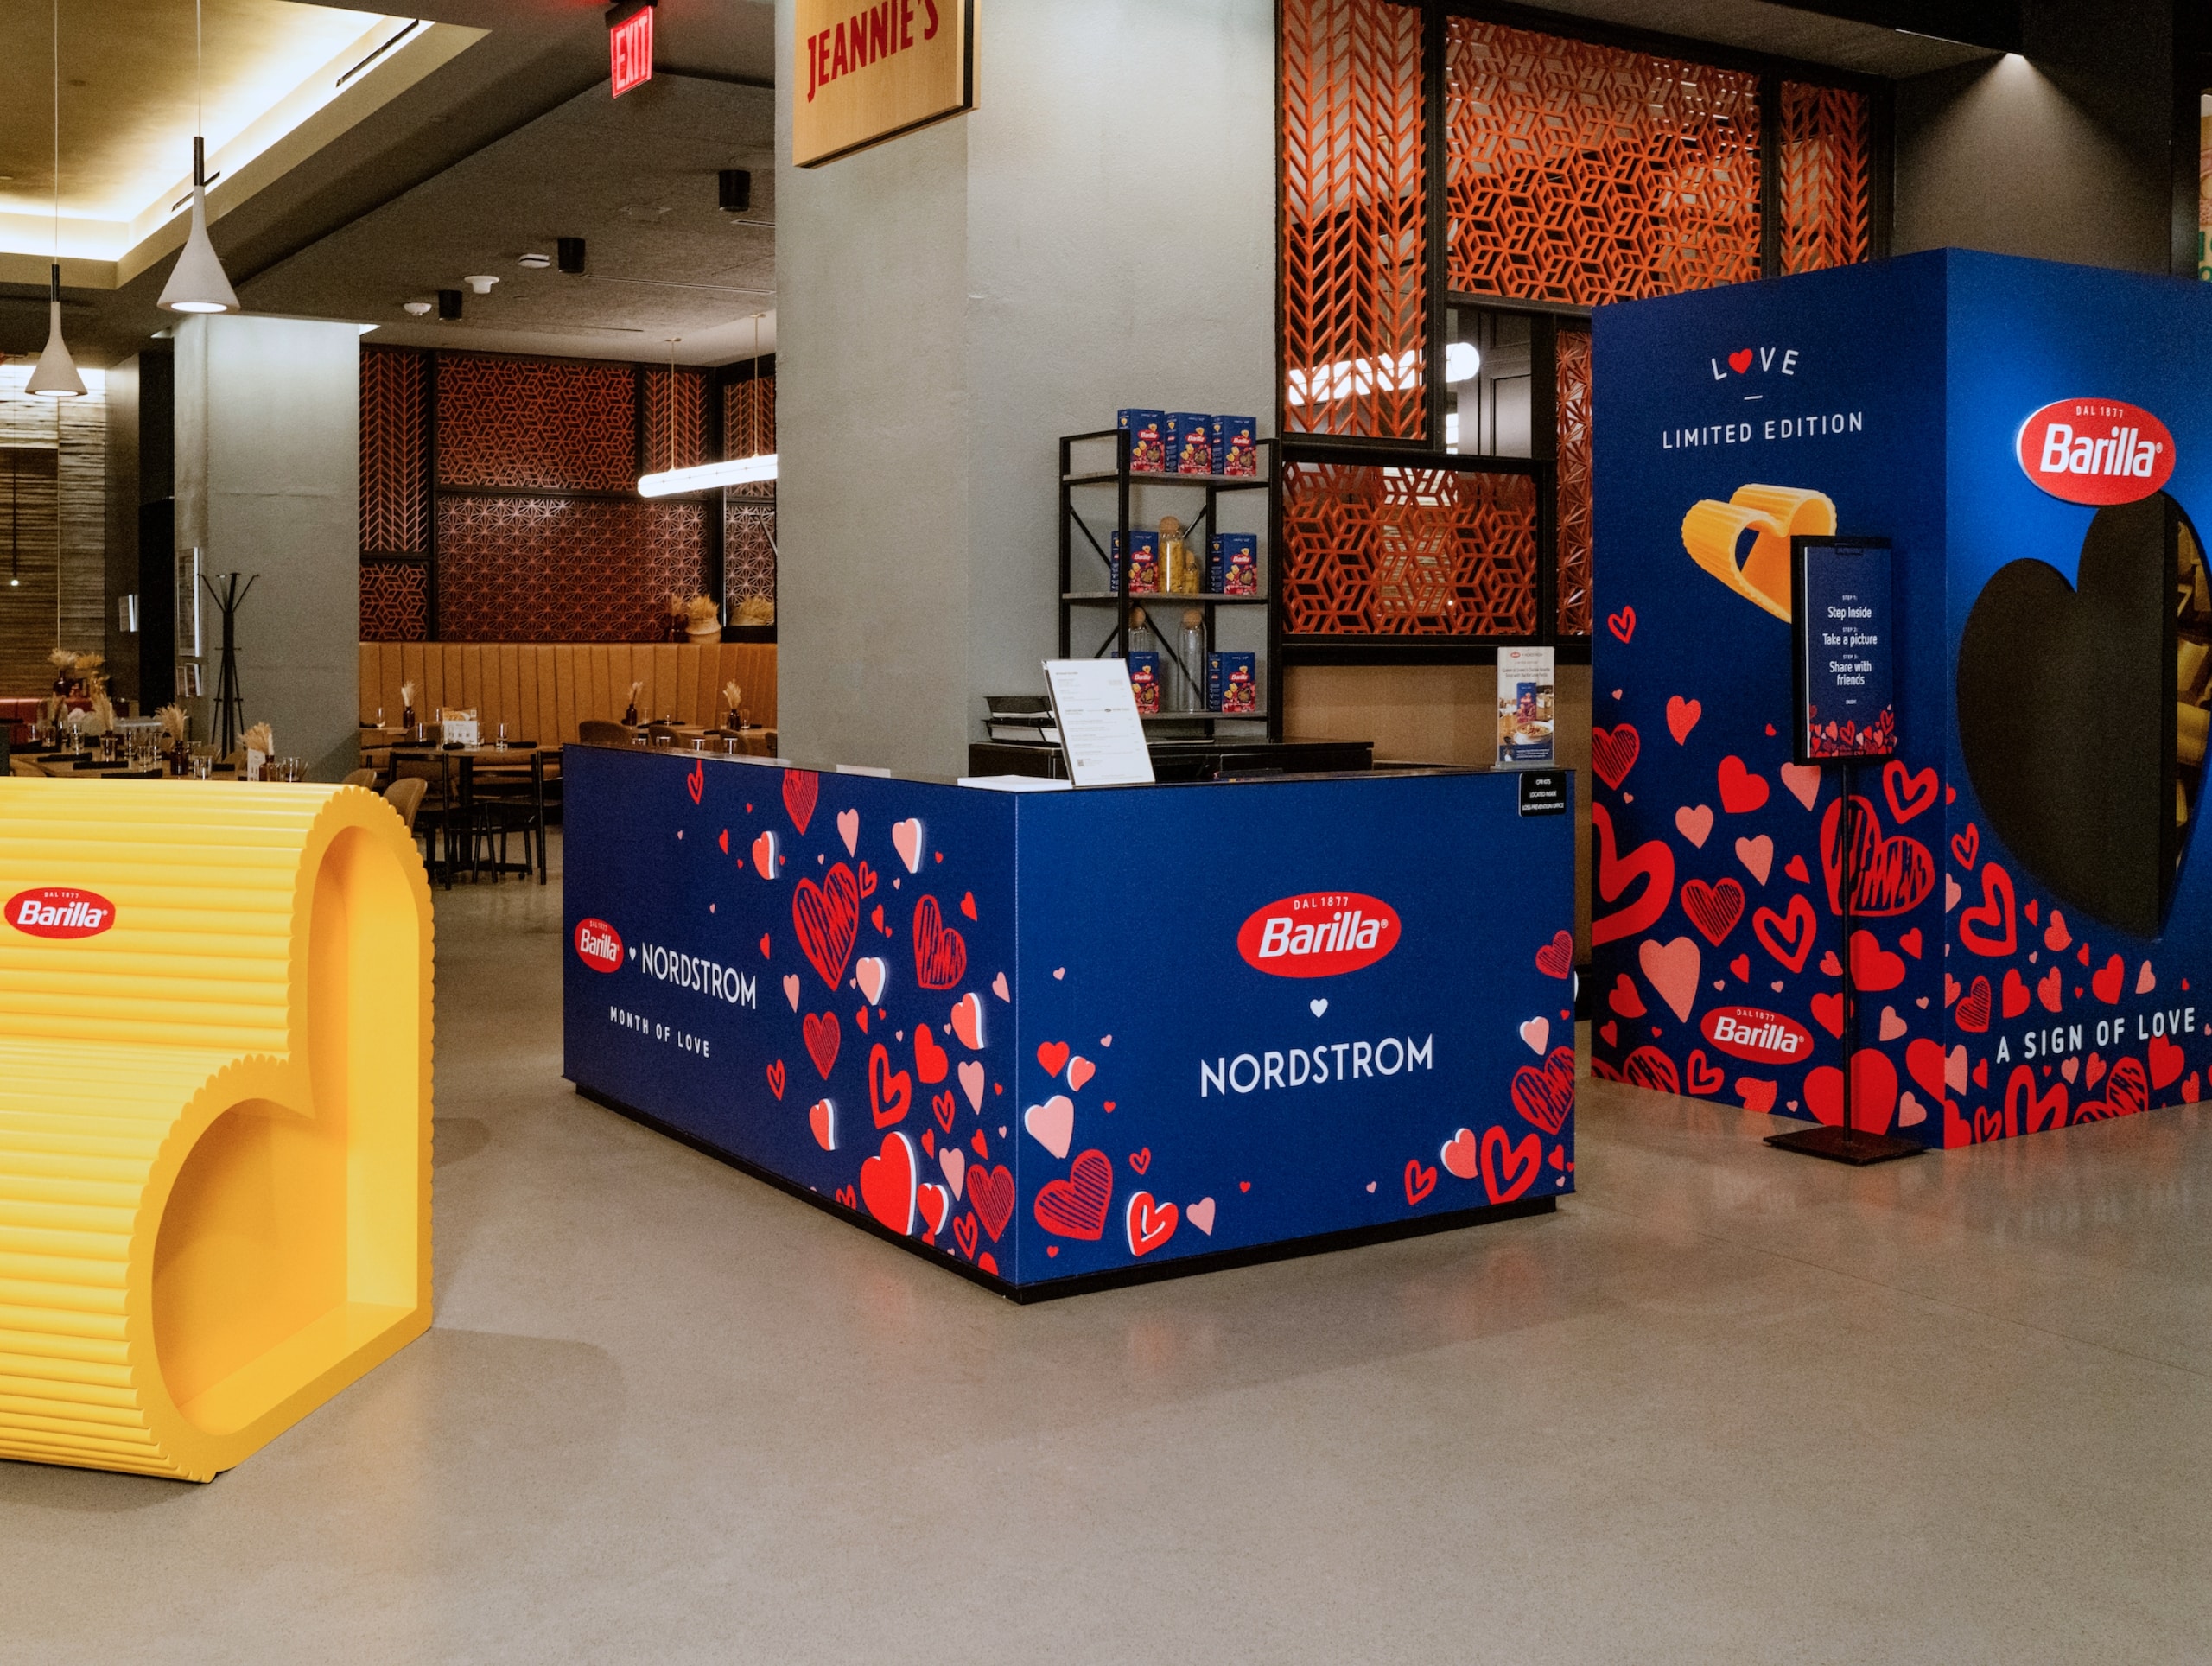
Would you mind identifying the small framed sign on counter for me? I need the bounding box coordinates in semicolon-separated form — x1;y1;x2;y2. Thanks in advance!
1791;536;1897;766
1496;645;1557;767
1043;659;1155;788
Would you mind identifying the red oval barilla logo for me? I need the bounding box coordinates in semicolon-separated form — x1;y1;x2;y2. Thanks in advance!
7;887;117;940
1700;1004;1814;1065
575;916;624;972
2017;398;2174;505
1236;892;1400;978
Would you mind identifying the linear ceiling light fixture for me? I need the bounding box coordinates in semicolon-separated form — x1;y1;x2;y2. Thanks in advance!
158;0;242;315
637;315;778;496
27;0;85;397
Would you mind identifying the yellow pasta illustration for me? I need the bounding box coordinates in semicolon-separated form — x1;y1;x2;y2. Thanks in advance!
1681;484;1840;621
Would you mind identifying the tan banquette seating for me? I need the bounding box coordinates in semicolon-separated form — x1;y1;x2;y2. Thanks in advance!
359;643;775;744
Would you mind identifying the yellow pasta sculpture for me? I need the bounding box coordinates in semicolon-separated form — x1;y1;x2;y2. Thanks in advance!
1681;484;1838;621
0;780;432;1481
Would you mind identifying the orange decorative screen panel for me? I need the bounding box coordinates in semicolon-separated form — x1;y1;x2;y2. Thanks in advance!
1780;81;1873;274
1444;18;1762;306
643;367;709;476
1280;460;1537;636
1554;327;1592;636
1281;0;1428;441
359;560;429;642
436;497;707;643
724;372;775;460
360;347;428;556
436;357;636;492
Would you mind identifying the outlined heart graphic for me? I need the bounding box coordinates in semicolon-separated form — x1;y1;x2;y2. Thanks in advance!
836;808;860;855
1024;1094;1074;1158
858;1131;916;1233
1510;1046;1575;1135
891;818;925;874
1607;606;1636;643
766;1059;786;1100
782;768;818;834
1403;1160;1438;1205
2004;1065;2069;1135
912;894;968;989
1034;1149;1113;1240
950;992;985;1049
913;1023;949;1085
1591;724;1641;790
809;1098;836;1150
968;1163;1014;1240
1440;1128;1480;1179
1592;803;1675;948
1125;1192;1178;1256
803;1010;840;1078
1479;1128;1541;1204
957;1059;986;1112
931;1089;957;1133
1535;931;1574;978
1883;761;1938;823
686;760;703;804
868;1041;912;1127
855;957;888;1006
791;862;861;989
953;1213;978;1261
1957;862;2018;957
1681;877;1745;945
1751;894;1818;972
1821;796;1934;917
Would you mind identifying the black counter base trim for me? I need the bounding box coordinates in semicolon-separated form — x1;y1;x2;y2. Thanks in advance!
574;1084;1559;1303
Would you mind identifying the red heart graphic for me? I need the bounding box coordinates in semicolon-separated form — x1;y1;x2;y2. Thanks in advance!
1128;1147;1151;1174
912;894;968;989
1126;1192;1178;1256
2091;954;2124;1005
1681;877;1745;946
1811;992;1843;1037
1900;928;1923;957
1510;1046;1575;1135
1849;929;1906;992
953;1212;979;1260
1729;953;1750;982
1607;973;1646;1018
870;903;886;936
969;1163;1014;1240
1622;1046;1680;1095
918;1183;950;1238
2004;1065;2069;1134
1591;804;1675;948
1950;823;1980;868
868;1041;912;1128
782;768;818;834
1591;723;1641;790
766;1059;786;1100
1727;347;1754;373
1784;855;1810;884
803;1010;841;1078
1036;1040;1071;1078
2024;899;2039;925
959;891;977;920
1804;1049;1897;1133
2106;1056;2149;1113
1478;1127;1541;1204
1403;1159;1438;1205
858;1131;916;1232
855;1007;869;1033
931;1089;957;1132
2037;965;2063;1010
1441;1127;1480;1179
1751;893;1818;973
1958;862;2017;957
1905;1038;1948;1103
1686;1048;1724;1096
1716;755;1768;814
1606;606;1636;643
1821;797;1934;917
2076;942;2090;966
791;863;861;990
971;1129;989;1157
858;862;878;897
2000;969;2030;1019
1955;976;1993;1032
921;1128;935;1158
1881;761;1938;823
2150;1033;2186;1090
1736;1077;1777;1113
686;760;703;804
2087;1052;2107;1088
1535;930;1574;979
720;829;730;853
1034;1149;1114;1240
759;933;771;958
1665;696;1701;744
1599;1020;1618;1046
913;1023;949;1084
835;1185;856;1211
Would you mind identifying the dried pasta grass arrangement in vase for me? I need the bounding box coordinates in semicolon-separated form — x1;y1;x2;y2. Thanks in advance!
681;594;721;645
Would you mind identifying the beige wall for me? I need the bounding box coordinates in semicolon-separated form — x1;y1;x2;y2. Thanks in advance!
1285;659;1593;962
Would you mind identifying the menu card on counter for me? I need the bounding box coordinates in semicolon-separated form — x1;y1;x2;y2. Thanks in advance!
1043;659;1156;787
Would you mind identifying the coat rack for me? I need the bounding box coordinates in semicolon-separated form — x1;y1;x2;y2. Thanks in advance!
203;570;256;756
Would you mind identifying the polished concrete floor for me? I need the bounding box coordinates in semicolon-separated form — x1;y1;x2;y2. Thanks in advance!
7;833;2212;1663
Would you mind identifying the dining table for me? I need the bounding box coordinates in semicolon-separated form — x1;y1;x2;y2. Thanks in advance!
386;741;555;888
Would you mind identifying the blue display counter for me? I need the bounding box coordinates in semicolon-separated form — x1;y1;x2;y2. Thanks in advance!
563;748;1575;1297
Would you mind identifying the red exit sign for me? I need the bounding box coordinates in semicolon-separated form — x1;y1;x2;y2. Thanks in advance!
609;3;653;97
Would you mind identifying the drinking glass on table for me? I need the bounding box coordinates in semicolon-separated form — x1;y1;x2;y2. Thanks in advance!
494;722;509;750
190;754;212;779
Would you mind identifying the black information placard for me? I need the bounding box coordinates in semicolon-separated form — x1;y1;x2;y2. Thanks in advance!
1517;769;1567;817
1791;536;1897;766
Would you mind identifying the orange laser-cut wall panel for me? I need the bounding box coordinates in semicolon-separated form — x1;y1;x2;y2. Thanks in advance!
360;560;429;643
643;367;709;477
1280;460;1537;636
360;347;428;556
1780;81;1872;274
1555;327;1592;637
436;356;636;493
1281;0;1429;442
1444;17;1762;306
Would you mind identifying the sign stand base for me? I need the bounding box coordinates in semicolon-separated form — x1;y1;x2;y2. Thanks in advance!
1763;1123;1925;1166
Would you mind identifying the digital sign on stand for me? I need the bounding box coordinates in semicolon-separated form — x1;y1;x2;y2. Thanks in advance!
1776;537;1924;1165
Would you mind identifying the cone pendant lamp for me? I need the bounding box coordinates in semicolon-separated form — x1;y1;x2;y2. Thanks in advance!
158;0;238;315
27;0;84;397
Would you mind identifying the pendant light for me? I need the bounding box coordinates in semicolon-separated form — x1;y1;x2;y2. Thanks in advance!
8;449;20;588
26;0;86;398
637;315;777;496
158;0;241;315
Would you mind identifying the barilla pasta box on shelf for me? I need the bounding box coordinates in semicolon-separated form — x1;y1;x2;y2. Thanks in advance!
1208;652;1258;715
1126;652;1161;716
1116;409;1166;473
1167;412;1215;475
1214;415;1258;476
1110;530;1160;594
1210;533;1259;596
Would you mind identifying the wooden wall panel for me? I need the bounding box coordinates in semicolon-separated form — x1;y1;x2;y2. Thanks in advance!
360;642;776;743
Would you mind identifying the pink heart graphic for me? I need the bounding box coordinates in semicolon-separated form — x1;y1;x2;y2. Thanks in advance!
1024;1094;1074;1159
1897;1091;1928;1127
1518;1017;1549;1055
892;818;925;874
855;957;888;1006
957;1059;986;1113
992;971;1010;1002
1779;763;1821;811
951;992;985;1049
1440;1127;1479;1180
1945;1045;1968;1094
1638;936;1702;1022
938;1145;965;1199
1878;1005;1907;1041
1675;804;1715;848
782;974;800;1011
836;808;860;855
1186;1197;1216;1235
808;1098;836;1150
1068;1055;1096;1091
1735;835;1773;886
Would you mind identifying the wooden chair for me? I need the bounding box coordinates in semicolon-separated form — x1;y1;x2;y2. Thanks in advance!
577;720;633;747
9;758;41;778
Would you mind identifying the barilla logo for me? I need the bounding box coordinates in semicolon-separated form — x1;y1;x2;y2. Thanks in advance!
1700;1005;1813;1065
1237;892;1400;978
8;887;115;940
575;917;624;973
2018;398;2174;505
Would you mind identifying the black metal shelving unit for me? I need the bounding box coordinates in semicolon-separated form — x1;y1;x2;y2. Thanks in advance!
1057;429;1282;742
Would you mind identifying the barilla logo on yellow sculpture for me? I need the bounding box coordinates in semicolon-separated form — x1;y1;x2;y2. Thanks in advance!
2018;398;2174;505
9;886;115;939
575;916;624;972
1237;892;1400;978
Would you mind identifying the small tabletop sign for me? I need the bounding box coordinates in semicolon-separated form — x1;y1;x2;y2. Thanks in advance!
1791;536;1897;766
1496;645;1557;768
1043;659;1156;788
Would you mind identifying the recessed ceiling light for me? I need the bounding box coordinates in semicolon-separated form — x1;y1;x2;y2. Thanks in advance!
518;251;550;269
464;275;498;294
403;300;432;315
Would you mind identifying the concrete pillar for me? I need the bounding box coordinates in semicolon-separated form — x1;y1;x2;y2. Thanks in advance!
175;315;360;779
774;0;1276;776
